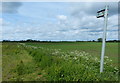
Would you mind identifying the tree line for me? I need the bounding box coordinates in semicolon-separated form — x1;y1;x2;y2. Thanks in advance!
2;38;120;43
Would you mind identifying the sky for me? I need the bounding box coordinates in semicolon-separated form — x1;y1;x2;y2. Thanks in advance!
0;2;119;41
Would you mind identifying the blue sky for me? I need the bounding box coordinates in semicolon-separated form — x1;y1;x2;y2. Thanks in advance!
0;2;118;41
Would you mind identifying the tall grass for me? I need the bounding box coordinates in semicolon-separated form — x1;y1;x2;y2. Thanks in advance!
24;44;119;81
2;43;119;81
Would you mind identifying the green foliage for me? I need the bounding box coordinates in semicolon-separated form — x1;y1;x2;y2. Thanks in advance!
2;43;39;81
17;60;25;75
97;38;102;42
40;55;53;69
45;51;119;81
2;42;119;81
26;42;118;66
25;44;119;81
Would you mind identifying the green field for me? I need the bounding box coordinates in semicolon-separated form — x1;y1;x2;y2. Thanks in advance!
2;42;119;81
26;42;118;66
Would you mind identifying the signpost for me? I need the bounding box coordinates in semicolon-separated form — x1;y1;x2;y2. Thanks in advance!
97;6;108;73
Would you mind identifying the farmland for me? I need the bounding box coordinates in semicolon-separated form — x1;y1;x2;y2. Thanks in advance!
2;42;119;81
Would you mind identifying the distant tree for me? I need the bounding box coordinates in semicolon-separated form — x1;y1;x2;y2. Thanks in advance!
3;40;10;42
97;38;102;42
26;39;33;42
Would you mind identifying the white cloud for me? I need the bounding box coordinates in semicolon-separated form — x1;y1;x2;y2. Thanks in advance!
55;12;118;40
57;15;67;20
0;18;3;33
2;2;118;41
0;18;3;40
108;14;118;30
70;2;118;17
0;18;3;25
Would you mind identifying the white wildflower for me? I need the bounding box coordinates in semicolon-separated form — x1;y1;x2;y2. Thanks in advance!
105;56;109;59
110;60;112;61
73;57;77;60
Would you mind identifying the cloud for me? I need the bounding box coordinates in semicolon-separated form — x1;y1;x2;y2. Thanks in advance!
0;18;2;25
70;2;118;18
2;2;22;13
2;2;118;41
0;3;2;13
0;18;2;40
0;18;2;34
57;15;67;20
55;8;118;40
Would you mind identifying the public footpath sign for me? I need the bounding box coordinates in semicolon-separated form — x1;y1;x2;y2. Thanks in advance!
97;6;108;73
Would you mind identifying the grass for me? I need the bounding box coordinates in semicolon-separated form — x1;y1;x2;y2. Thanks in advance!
26;42;118;66
0;42;2;82
2;43;46;81
2;42;119;81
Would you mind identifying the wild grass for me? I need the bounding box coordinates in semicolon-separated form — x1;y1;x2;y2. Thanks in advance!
0;42;2;82
26;42;118;66
2;43;44;81
2;42;119;81
24;43;119;81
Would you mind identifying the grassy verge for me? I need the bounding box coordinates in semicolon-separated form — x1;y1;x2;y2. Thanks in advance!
0;42;2;82
2;43;46;81
2;42;119;81
23;43;119;81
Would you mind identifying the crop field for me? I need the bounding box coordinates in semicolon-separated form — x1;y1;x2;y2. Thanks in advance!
2;42;119;81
